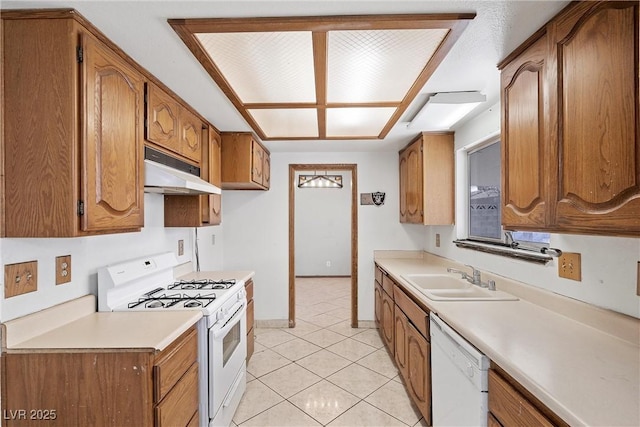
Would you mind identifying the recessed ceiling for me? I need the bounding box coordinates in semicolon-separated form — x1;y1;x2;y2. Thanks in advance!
170;14;474;141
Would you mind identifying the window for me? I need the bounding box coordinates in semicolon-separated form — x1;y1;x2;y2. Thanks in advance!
466;139;550;246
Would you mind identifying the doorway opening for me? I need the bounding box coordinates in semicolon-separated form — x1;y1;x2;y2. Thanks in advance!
288;164;358;328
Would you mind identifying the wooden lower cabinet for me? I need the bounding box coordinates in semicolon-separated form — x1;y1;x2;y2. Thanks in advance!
394;307;409;380
374;282;383;329
1;326;199;426
381;289;395;354
245;280;255;361
406;322;431;421
488;368;566;427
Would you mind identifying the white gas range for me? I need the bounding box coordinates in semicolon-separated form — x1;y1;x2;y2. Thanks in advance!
98;252;247;427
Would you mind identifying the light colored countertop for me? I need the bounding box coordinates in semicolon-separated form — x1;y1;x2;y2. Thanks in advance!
2;294;202;353
375;251;640;427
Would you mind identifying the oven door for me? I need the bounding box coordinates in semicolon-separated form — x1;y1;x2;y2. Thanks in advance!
209;298;247;419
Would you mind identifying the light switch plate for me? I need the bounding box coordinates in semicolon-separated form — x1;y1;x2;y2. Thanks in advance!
178;240;184;256
5;261;38;298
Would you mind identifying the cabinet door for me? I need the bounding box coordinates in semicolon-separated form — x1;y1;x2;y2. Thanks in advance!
251;140;265;186
374;283;383;328
210;127;222;187
501;35;548;229
179;108;203;164
146;83;180;153
407;322;431;424
381;290;395;354
394;306;409;382
82;34;144;232
399;138;423;223
262;152;271;189
549;1;640;233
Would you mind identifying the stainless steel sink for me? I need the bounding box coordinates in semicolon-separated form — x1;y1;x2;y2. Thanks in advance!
401;273;518;301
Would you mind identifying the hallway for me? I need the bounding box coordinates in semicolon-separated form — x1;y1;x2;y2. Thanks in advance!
232;277;426;426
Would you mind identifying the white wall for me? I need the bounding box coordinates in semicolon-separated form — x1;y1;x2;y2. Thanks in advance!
427;104;640;319
0;193;210;321
295;171;351;276
221;151;427;322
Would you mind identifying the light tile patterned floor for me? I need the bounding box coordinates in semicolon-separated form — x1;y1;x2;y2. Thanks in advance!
232;277;426;427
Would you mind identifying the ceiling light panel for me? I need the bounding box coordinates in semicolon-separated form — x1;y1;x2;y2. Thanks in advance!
327;29;449;103
196;31;316;103
248;108;319;138
326;107;397;137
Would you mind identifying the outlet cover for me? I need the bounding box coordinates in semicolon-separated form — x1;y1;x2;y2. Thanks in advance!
178;240;185;256
559;252;581;281
56;255;72;285
436;233;441;247
5;261;38;298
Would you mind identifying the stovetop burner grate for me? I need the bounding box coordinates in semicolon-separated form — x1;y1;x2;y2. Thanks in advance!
168;278;237;290
128;292;217;309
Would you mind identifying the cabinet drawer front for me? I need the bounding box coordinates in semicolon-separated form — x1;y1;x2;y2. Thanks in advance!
488;370;554;427
246;298;255;331
245;279;254;301
375;266;383;285
155;362;199;427
382;273;395;296
154;327;198;402
393;285;429;338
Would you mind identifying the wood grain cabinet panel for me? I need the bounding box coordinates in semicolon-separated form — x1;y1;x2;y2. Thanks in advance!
394;306;409;381
406;322;431;424
245;279;255;361
500;0;640;235
501;34;548;229
381;288;395;354
179;107;203;164
2;14;144;236
374;282;383;328
399;132;454;225
221;132;271;190
1;326;198;427
146;82;181;153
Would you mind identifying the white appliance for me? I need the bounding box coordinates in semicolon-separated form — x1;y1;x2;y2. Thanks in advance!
430;313;490;426
98;252;246;427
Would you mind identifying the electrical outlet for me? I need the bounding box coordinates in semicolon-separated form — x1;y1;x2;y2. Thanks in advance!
436;233;441;247
558;252;581;281
178;240;184;256
212;235;216;246
4;261;38;298
56;255;71;285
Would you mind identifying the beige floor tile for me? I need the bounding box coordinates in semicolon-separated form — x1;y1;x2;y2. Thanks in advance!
326;364;390;399
351;328;385;349
259;363;321;398
289;380;360;425
255;329;296;348
233;380;284;424
327;401;408;427
253;341;267;354
324;307;352;320
302;329;346;348
296;349;352;378
327;321;365;337
305;313;345;328
364;380;423;426
246;372;256;383
271;337;322;361
356;348;399;378
414;417;429;426
247;348;291;378
240;401;321;427
326;337;377;362
287;319;322;337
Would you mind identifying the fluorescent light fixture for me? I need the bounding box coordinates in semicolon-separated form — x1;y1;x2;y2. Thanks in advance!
407;91;486;130
298;174;343;188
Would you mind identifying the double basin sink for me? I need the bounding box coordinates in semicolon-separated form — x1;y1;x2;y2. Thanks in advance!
401;274;518;301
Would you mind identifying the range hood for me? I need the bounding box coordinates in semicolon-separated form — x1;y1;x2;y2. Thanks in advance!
144;147;221;195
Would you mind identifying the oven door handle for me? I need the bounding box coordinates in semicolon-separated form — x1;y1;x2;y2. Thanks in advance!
212;300;246;340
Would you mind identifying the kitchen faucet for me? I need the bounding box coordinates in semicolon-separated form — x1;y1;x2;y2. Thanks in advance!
447;265;496;290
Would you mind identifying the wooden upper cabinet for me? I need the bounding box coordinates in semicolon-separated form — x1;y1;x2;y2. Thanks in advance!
221;132;271;190
2;13;144;236
500;1;640;236
82;34;145;232
164;126;222;227
145;82;203;165
399;132;454;225
549;1;640;234
501;34;548;229
146;82;180;153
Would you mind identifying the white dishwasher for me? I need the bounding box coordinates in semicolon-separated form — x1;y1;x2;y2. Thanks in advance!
430;313;490;426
